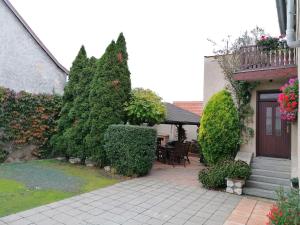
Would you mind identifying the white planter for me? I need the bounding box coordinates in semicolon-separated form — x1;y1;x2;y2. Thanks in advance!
226;178;245;195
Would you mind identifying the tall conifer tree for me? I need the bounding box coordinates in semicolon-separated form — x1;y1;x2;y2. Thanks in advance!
51;46;88;157
65;56;97;159
85;33;131;166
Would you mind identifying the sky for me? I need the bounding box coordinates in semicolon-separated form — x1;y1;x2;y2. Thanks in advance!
10;0;280;102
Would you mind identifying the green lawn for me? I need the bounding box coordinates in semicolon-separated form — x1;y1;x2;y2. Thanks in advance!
0;160;120;217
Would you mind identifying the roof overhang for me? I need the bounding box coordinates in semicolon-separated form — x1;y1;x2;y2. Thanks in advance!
234;66;297;81
163;120;200;126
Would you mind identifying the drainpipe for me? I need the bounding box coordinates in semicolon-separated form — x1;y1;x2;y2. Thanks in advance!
286;0;300;48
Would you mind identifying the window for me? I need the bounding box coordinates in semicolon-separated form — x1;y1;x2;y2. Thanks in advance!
275;107;281;136
266;107;272;135
259;93;279;100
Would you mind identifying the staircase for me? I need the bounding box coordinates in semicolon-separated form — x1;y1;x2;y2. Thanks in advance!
243;157;291;199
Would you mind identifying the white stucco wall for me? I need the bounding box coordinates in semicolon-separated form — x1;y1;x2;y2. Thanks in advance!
203;56;228;106
0;0;66;95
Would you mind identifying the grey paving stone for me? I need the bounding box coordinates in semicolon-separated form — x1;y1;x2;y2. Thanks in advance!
26;213;49;223
9;219;32;225
146;218;164;225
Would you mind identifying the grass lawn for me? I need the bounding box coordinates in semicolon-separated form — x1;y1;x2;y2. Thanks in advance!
0;160;120;217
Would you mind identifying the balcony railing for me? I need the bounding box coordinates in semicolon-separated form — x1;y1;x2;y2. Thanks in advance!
236;45;296;72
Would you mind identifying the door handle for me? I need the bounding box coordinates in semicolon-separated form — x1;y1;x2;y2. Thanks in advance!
287;124;290;134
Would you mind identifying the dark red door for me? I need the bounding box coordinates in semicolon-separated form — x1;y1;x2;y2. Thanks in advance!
257;99;291;159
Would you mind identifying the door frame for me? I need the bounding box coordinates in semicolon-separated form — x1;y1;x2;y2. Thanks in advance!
256;90;291;159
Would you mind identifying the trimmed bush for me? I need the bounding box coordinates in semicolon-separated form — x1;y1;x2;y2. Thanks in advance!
199;90;240;165
199;160;251;189
104;125;157;176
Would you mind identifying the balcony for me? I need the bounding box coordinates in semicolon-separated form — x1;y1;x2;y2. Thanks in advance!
234;45;297;81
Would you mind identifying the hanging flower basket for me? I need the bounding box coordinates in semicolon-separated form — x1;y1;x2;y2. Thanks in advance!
278;78;299;122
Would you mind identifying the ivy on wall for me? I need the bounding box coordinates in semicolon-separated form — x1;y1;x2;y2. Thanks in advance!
0;87;62;157
209;27;265;144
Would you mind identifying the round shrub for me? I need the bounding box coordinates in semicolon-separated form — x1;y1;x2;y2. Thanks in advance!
199;90;240;165
104;125;157;176
199;160;251;189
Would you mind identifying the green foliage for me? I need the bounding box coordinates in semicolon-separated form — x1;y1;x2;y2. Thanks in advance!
125;88;166;126
267;188;300;225
199;90;240;165
0;87;62;158
51;46;90;158
212;28;262;143
198;160;251;189
64;56;97;160
0;148;7;163
291;177;299;189
104;125;157;176
86;33;131;166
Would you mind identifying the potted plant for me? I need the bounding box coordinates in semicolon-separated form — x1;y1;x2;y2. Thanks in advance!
291;177;299;189
278;78;299;122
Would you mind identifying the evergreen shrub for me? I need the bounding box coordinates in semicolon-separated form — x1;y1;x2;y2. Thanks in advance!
199;160;251;189
198;90;240;165
104;125;156;176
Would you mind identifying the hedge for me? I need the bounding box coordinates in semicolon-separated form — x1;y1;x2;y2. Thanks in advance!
199;160;251;189
104;125;157;176
199;90;240;165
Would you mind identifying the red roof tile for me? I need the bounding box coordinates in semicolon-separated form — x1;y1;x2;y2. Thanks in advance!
173;101;203;116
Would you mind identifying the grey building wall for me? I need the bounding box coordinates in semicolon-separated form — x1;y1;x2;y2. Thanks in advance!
0;0;67;95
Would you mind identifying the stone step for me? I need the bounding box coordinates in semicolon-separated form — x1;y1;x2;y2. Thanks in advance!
243;187;276;200
253;156;291;164
251;169;291;179
246;180;290;192
251;163;291;172
249;175;290;186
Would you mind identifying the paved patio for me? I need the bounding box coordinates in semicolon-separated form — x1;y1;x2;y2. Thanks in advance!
0;157;271;225
224;198;273;225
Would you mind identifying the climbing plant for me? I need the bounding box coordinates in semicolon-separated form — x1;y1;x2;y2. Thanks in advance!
209;27;264;143
0;87;62;157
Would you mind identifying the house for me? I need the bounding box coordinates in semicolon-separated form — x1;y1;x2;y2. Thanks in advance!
0;0;68;95
173;101;203;116
155;103;200;144
203;1;300;198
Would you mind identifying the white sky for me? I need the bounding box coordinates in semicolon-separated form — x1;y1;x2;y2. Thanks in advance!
10;0;280;102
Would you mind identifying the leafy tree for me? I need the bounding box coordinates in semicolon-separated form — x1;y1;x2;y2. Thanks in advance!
125;88;166;126
198;90;240;165
85;33;131;166
51;46;88;157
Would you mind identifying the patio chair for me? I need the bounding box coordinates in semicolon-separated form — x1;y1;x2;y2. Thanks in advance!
183;142;191;164
169;142;186;167
156;146;167;163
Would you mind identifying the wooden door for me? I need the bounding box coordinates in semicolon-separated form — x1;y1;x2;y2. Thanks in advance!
257;98;291;159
